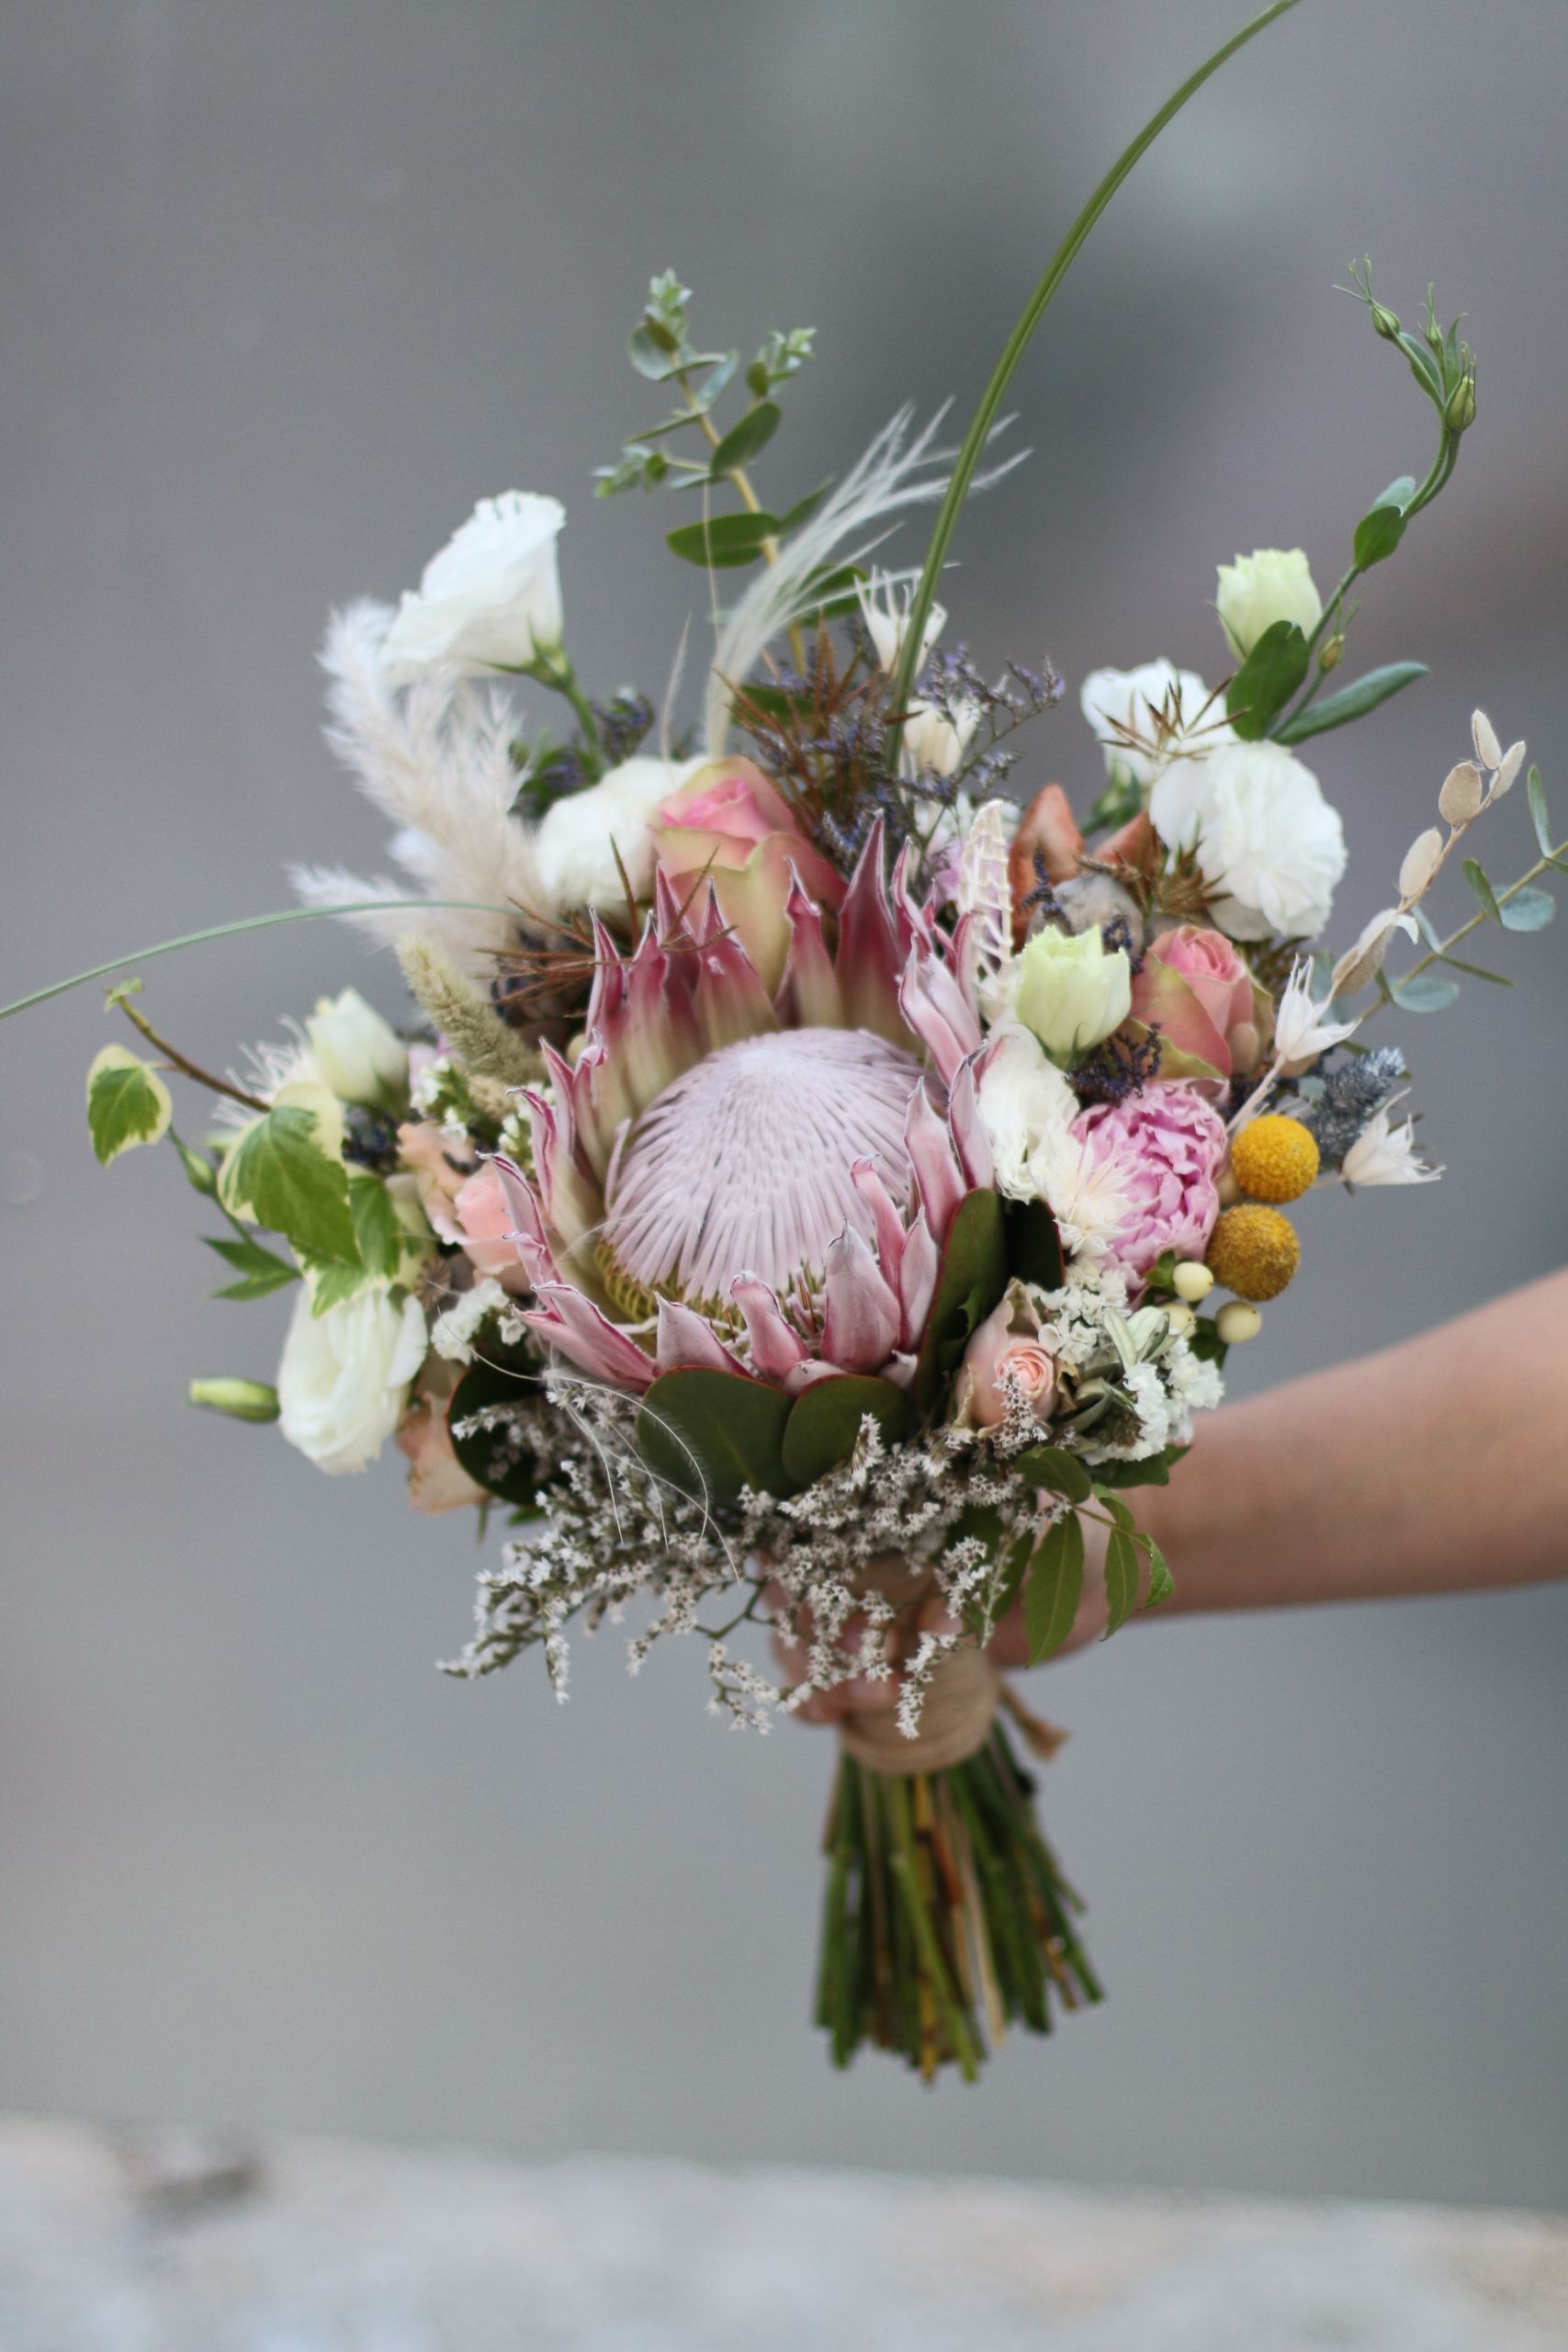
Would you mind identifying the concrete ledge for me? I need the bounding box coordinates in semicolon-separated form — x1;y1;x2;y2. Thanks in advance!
1;2115;1564;2349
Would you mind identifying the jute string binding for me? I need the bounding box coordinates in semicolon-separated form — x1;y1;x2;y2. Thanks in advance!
839;1647;1068;1777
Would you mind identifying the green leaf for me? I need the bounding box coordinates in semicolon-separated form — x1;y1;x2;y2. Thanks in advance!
218;1102;358;1264
627;320;682;379
636;1368;791;1507
1499;885;1555;933
780;1374;910;1488
665;512;778;568
347;1169;402;1279
708;401;782;475
1090;1443;1188;1489
1225;619;1310;741
1527;765;1553;859
1352;482;1414;570
1023;1512;1085;1663
202;1233;300;1300
1013;1444;1092;1505
448;1359;547;1509
795;561;865;620
1390;970;1461;1012
913;1189;1010;1411
1085;766;1144;836
776;481;832;536
1102;1526;1140;1637
1005;1197;1065;1290
1462;858;1503;923
171;1132;219;1195
1272;662;1428;746
85;1045;172;1165
1142;1538;1175;1610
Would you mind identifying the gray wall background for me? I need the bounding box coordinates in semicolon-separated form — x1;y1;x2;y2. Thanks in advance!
3;0;1566;2210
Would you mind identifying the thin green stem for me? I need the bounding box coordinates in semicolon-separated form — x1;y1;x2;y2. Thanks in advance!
0;899;526;1023
1365;836;1568;1021
885;0;1305;770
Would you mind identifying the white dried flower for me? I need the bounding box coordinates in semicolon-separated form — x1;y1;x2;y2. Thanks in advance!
1438;762;1485;826
1331;907;1417;1000
1274;959;1357;1069
1492;740;1527;798
1341;1099;1442;1188
1398;827;1445;902
856;571;946;674
1472;708;1503;771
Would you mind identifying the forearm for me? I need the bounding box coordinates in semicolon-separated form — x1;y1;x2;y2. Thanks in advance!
1141;1268;1568;1614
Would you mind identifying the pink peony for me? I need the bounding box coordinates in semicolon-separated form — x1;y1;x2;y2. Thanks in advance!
452;1159;532;1294
958;1295;1058;1430
1072;1081;1227;1290
1129;925;1266;1088
650;756;846;990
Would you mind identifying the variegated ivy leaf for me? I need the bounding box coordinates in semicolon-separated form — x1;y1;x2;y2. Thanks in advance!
85;1045;173;1165
218;1085;356;1265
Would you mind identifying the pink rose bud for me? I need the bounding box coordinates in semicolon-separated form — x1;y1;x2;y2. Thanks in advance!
650;756;846;992
958;1295;1059;1429
1128;925;1269;1088
453;1160;531;1293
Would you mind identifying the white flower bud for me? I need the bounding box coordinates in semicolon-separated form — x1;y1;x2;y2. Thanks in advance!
1215;1301;1262;1344
1171;1260;1214;1304
1471;708;1502;771
188;1375;280;1422
1012;926;1133;1064
1215;548;1324;662
305;988;409;1107
1397;827;1445;902
1438;762;1484;826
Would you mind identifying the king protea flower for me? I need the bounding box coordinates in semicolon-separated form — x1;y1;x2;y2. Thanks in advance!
487;820;994;1396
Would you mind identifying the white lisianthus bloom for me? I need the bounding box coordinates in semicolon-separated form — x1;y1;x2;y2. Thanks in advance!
1079;660;1224;786
1150;740;1347;942
856;572;946;674
1012;926;1132;1063
277;1286;428;1474
380;492;565;684
976;1024;1079;1200
305;987;408;1106
1215;548;1323;662
1341;1100;1442;1188
534;753;706;913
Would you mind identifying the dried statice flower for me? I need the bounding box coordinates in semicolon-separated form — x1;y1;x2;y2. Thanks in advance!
1299;1046;1406;1167
1072;1022;1163;1106
592;689;656;766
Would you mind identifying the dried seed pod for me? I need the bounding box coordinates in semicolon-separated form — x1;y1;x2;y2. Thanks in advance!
1492;740;1527;799
1472;708;1503;770
1438;761;1485;826
1332;906;1405;999
1398;826;1444;902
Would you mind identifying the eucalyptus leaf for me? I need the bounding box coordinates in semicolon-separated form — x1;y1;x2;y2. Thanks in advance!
636;1368;791;1507
776;481;833;536
1527;766;1554;860
1023;1513;1085;1663
85;1045;172;1166
1390;970;1461;1012
913;1190;1009;1411
1462;858;1503;923
1499;885;1555;933
665;512;778;568
1272;662;1427;746
780;1374;909;1489
708;401;782;475
1224;619;1310;741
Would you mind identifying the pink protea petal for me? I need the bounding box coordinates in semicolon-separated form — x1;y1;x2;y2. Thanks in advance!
946;1053;994;1191
904;1083;964;1241
898;938;982;1086
774;865;843;1028
850;1155;908;1287
654;1297;748;1376
834;819;908;1045
523;1283;655;1392
819;1225;901;1373
492;1153;551;1261
729;1274;810;1384
896;1207;940;1347
692;884;778;1052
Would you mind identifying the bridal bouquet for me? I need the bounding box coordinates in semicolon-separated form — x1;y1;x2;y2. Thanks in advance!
32;13;1563;2080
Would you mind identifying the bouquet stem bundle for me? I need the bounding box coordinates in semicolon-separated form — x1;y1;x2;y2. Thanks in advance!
817;1713;1100;2082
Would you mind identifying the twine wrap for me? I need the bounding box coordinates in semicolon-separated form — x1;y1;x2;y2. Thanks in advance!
840;1648;1002;1776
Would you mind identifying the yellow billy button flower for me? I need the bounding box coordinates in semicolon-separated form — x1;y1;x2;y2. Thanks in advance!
1206;1204;1300;1302
1229;1114;1320;1204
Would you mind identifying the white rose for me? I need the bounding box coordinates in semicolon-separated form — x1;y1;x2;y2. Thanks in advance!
1078;660;1225;786
380;491;565;684
1012;925;1133;1064
1150;740;1347;942
533;753;706;912
304;987;408;1106
1215;548;1323;662
277;1286;427;1475
976;1024;1079;1201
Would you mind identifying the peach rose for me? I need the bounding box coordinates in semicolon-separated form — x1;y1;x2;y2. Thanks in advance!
452;1159;530;1294
396;1363;487;1515
957;1295;1059;1430
397;1121;471;1241
649;757;845;990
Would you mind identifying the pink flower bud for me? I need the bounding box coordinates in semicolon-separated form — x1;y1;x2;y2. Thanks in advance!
958;1295;1059;1429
